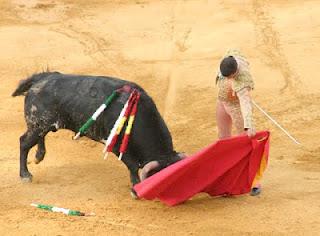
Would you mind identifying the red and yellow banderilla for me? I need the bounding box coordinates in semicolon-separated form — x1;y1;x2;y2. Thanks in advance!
103;89;140;160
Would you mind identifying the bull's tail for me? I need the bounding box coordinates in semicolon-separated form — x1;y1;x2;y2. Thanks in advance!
11;72;56;97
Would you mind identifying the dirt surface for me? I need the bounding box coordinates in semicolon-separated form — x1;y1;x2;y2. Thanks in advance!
1;0;320;235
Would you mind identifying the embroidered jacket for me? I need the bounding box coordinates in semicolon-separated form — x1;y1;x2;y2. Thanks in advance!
216;49;255;130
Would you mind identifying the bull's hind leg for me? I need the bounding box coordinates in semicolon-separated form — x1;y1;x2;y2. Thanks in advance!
35;136;46;164
19;129;41;182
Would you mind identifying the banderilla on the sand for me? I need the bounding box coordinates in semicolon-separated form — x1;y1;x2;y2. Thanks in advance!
252;100;300;145
31;203;95;216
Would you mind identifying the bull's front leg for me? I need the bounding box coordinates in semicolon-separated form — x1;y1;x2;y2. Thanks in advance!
120;155;140;198
129;168;140;186
130;169;140;199
129;168;140;199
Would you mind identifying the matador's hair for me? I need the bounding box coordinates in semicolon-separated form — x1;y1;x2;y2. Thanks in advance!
220;56;238;77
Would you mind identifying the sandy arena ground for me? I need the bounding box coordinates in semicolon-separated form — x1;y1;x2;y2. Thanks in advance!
1;0;320;235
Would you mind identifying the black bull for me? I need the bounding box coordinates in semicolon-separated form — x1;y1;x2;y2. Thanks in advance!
12;72;183;195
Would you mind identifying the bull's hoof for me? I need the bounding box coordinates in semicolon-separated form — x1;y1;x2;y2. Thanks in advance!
20;174;33;183
130;188;139;199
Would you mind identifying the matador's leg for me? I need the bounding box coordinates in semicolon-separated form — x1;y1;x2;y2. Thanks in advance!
216;100;232;139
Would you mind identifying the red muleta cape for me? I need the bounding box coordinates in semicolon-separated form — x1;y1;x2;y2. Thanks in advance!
133;131;270;206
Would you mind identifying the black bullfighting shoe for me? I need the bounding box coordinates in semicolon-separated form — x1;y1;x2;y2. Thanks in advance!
250;186;261;196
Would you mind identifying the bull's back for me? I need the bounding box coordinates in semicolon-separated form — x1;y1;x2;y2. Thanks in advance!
26;73;138;140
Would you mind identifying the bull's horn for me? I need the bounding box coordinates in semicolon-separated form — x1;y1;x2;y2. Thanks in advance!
178;152;187;160
140;161;160;181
